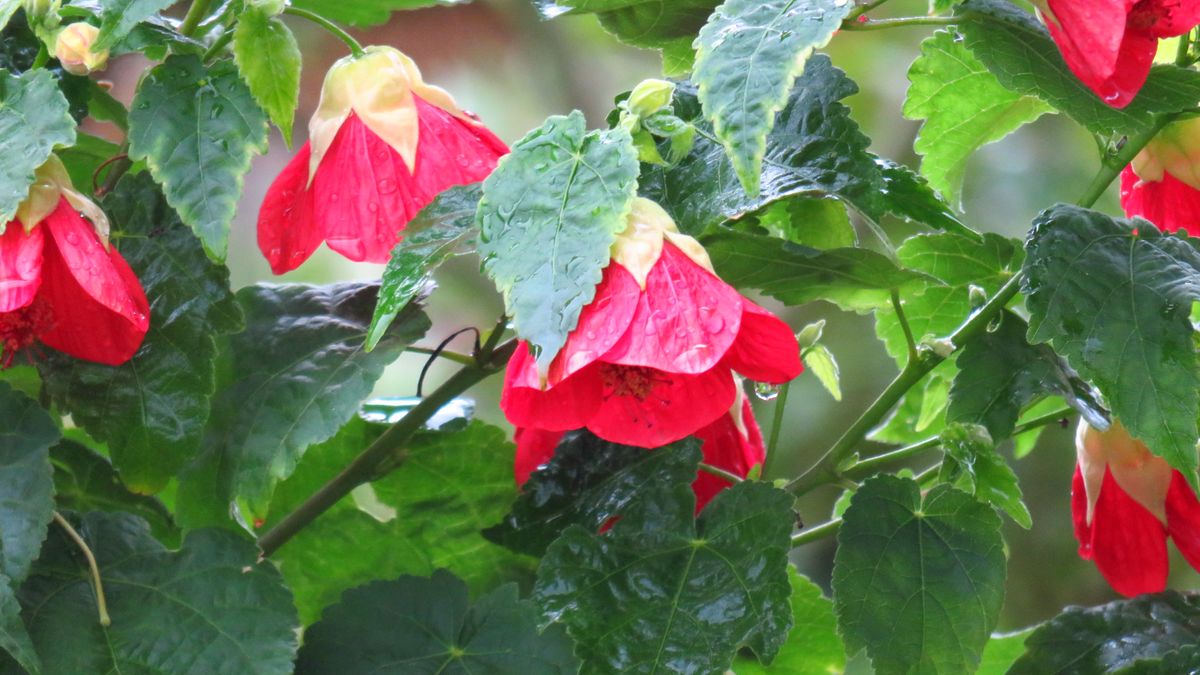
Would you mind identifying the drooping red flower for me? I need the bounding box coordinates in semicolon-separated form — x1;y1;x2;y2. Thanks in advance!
258;46;509;274
514;393;765;511
0;157;149;367
1072;421;1200;596
501;198;802;448
1120;118;1200;234
1037;0;1200;107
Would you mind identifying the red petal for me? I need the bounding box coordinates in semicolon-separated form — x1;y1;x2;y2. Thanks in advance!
586;363;736;447
501;342;602;431
546;262;641;386
257;143;321;275
1120;166;1200;236
1166;471;1200;574
1132;0;1200;37
38;201;149;365
1043;0;1150;107
1085;467;1170;597
513;427;565;485
409;94;509;189
0;220;43;312
1072;466;1094;558
1099;28;1159;108
691;398;765;511
722;299;802;384
603;243;743;374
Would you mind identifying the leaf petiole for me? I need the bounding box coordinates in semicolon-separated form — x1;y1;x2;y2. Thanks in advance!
53;512;111;627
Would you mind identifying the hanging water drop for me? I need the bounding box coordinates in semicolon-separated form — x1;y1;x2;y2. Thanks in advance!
754;381;781;401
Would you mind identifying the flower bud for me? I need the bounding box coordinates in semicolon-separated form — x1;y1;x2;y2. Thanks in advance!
627;79;675;118
22;0;55;21
247;0;286;15
1130;116;1200;191
55;23;108;76
795;320;825;349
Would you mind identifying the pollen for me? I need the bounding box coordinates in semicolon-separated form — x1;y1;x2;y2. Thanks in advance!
600;363;664;401
0;297;54;368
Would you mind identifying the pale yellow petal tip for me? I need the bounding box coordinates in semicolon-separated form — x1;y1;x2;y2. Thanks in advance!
1132;116;1200;190
1076;419;1172;525
15;156;110;246
308;45;477;178
611;197;716;287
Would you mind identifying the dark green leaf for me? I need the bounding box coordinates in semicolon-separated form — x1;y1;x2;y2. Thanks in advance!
484;432;701;557
904;30;1052;204
1114;646;1200;674
288;0;468;27
0;383;57;585
833;475;1006;675
746;196;857;249
693;0;851;195
1023;204;1200;486
50;439;178;545
179;282;429;523
478;111;638;372
1010;592;1200;674
57;132;119;190
949;311;1107;440
957;0;1200;134
734;567;847;674
94;0;178;50
233;5;301;146
876;159;977;237
640;57;885;234
295;569;579;674
535;480;795;673
703;228;933;312
368;184;480;350
128;55;268;259
263;418;532;625
39;174;242;494
0;578;37;675
939;422;1031;528
0;69;75;223
14;512;299;675
540;0;719;51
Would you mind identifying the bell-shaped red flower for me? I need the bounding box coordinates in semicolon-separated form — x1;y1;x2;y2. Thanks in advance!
1121;117;1200;234
258;46;509;274
1037;0;1200;107
501;198;802;448
1072;421;1200;596
0;157;149;367
514;391;765;511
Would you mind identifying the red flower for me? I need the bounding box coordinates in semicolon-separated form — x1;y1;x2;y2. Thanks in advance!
0;157;149;367
258;46;509;274
1120;118;1200;234
1072;421;1200;596
501;198;802;448
514;393;766;511
1038;0;1200;107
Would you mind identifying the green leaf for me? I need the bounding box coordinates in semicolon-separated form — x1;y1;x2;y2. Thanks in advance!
978;629;1034;675
95;0;178;50
484;432;702;557
535;480;796;673
368;184;480;350
1114;646;1200;674
50;439;179;545
957;0;1200;135
640;57;885;235
57;132;120;190
917;374;950;432
14;512;299;675
478;111;638;372
734;567;847;674
949;311;1107;440
0;69;75;223
1009;592;1200;674
39;174;242;494
939;422;1032;528
128;55;268;259
804;343;842;401
876;159;977;238
295;569;579;674
0;383;57;586
703;228;934;312
0;577;37;675
1023;204;1200;486
540;0;719;51
904;30;1052;204
263;418;532;625
288;0;468;27
833;475;1006;675
182;282;429;522
748;196;857;249
693;0;851;196
0;1;17;32
233;5;300;146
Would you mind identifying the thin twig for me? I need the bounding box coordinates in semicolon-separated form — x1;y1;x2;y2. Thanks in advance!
53;513;111;627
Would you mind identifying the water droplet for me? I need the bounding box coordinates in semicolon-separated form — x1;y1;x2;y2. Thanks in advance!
754;382;781;401
65;231;80;245
378;178;398;194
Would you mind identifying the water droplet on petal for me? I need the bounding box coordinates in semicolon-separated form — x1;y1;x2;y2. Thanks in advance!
754;382;781;401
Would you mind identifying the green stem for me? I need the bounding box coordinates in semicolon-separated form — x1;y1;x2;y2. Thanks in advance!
257;339;516;558
406;346;475;367
841;16;957;31
763;381;791;478
698;462;745;484
53;513;111;627
201;29;234;61
891;288;918;364
284;7;365;58
1078;117;1173;208
844;437;940;478
179;0;215;37
791;517;842;546
846;0;894;20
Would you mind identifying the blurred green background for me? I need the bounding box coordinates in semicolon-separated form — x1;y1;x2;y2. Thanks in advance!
94;0;1197;633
